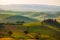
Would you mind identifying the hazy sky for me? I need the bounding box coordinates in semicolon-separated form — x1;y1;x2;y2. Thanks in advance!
0;0;60;6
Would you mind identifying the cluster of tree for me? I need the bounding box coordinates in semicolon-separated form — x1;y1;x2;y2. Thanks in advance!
16;21;25;25
0;21;25;25
42;19;60;27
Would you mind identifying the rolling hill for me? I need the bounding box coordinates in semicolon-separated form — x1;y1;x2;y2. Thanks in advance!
0;17;60;40
4;15;38;23
4;19;60;40
0;4;60;40
0;11;60;22
0;4;60;21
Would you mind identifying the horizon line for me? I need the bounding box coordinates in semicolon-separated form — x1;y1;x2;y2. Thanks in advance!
0;4;60;6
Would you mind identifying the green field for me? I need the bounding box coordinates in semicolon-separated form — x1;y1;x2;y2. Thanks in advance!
0;11;60;40
0;21;60;40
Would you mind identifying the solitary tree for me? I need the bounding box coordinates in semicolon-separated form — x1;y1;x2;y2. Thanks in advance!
8;31;13;37
35;32;41;40
24;31;29;35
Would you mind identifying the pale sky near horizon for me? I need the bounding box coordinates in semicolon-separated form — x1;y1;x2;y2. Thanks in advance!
0;0;60;6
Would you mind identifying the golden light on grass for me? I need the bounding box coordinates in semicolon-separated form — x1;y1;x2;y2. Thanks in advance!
0;37;14;40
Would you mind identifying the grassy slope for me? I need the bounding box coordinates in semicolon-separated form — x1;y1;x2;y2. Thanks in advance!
2;22;59;40
0;13;15;19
